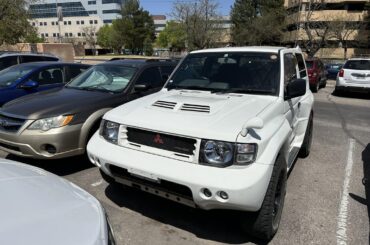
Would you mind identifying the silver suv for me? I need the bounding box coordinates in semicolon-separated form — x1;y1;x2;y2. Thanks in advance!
335;58;370;94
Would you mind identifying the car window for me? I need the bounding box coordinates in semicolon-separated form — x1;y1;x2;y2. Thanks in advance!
343;60;370;70
66;65;89;82
167;52;280;95
0;56;18;71
66;65;136;93
41;56;59;61
0;64;37;88
21;55;44;63
284;53;298;86
136;67;163;89
305;61;313;69
295;53;307;78
160;65;175;82
30;67;64;85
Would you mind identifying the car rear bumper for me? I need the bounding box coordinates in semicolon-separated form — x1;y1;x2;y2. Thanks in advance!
87;133;273;212
336;77;370;92
0;123;84;159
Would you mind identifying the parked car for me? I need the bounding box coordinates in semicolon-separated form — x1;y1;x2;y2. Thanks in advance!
0;52;60;71
0;158;115;245
0;59;177;159
325;63;343;80
305;57;327;92
87;47;314;241
335;58;370;94
0;62;90;106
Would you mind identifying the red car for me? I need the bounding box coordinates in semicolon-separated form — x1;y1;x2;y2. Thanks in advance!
305;58;327;92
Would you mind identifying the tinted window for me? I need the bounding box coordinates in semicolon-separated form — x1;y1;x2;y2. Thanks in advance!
295;53;307;78
41;56;59;61
30;67;64;85
167;52;280;95
0;64;37;88
66;65;89;82
136;67;162;89
21;55;44;63
66;65;136;93
0;56;18;71
284;53;297;85
160;65;175;83
343;60;370;70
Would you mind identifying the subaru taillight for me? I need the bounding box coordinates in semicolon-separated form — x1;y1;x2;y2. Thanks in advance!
338;69;344;77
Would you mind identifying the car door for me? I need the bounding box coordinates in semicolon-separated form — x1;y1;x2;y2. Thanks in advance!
283;52;301;146
27;65;66;92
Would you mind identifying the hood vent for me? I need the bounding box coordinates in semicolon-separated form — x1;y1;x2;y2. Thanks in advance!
180;103;210;113
152;100;177;109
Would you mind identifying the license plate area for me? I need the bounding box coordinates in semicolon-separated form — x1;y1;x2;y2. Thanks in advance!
128;168;160;183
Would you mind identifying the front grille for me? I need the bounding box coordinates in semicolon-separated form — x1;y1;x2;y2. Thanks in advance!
126;127;196;155
0;114;25;132
109;165;193;200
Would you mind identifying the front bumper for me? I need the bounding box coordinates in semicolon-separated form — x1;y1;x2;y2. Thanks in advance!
0;123;84;159
87;134;273;212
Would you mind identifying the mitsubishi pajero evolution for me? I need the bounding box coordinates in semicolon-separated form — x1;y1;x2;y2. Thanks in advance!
87;47;314;240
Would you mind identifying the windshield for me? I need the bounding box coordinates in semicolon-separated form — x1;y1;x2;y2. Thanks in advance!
0;64;37;88
166;52;280;95
343;60;370;70
66;65;136;93
305;61;313;69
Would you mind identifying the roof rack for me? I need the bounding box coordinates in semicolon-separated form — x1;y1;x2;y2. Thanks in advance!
0;51;57;57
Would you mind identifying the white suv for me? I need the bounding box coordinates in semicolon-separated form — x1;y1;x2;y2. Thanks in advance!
87;47;314;240
335;58;370;94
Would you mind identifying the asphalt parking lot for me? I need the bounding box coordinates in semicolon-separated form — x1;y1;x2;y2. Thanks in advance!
1;81;369;245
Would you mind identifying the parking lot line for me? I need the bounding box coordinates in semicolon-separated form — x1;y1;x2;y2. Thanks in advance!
336;138;355;245
91;179;103;187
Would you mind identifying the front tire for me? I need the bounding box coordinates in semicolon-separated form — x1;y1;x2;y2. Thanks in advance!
241;155;287;241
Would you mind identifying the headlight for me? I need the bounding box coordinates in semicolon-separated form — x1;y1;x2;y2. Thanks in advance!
100;120;120;144
200;140;257;167
28;115;74;131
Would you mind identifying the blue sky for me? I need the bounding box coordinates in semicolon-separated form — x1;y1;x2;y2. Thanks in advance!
140;0;235;16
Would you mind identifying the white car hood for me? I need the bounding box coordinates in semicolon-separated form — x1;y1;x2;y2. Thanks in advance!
0;159;106;245
106;90;278;141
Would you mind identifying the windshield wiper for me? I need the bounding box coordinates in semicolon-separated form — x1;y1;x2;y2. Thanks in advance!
211;88;275;95
167;85;213;92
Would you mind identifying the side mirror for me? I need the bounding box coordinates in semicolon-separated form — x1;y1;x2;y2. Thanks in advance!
285;78;306;100
20;80;39;90
134;84;149;92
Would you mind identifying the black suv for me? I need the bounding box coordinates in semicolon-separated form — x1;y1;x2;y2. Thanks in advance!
0;52;60;71
0;59;178;159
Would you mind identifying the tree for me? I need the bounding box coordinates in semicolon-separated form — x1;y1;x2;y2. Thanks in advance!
171;0;222;50
113;0;155;54
156;21;186;51
231;0;285;46
0;0;36;45
81;26;98;55
97;24;124;54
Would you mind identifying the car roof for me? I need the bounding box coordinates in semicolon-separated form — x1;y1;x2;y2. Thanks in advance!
347;58;370;61
12;61;90;68
102;58;178;68
190;46;300;54
0;52;58;58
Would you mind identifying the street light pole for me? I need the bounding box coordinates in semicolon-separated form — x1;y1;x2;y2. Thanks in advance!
56;0;62;43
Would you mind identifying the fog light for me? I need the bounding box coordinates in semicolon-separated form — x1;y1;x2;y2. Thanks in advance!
42;144;57;154
203;188;212;197
219;191;228;200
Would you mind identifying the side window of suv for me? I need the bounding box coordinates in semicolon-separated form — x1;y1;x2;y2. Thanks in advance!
284;53;298;86
136;67;162;89
0;56;18;70
295;53;307;78
30;67;64;85
160;65;175;83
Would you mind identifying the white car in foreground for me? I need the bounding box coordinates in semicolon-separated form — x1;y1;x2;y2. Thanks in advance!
0;158;115;245
335;58;370;94
87;47;314;240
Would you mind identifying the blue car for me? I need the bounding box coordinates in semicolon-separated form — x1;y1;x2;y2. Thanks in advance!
0;62;90;106
325;63;343;80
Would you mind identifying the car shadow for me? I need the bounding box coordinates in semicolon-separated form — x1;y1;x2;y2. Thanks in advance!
332;91;370;100
105;185;268;245
5;154;94;176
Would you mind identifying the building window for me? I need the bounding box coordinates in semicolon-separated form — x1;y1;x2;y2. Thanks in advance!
77;21;80;25
81;20;85;25
44;22;47;26
65;33;68;37
78;33;81;37
90;20;93;24
40;22;43;26
102;9;121;14
69;33;73;37
45;33;49;37
82;33;86;37
53;33;57;37
103;19;113;24
32;22;35;26
102;0;122;4
68;21;71;25
51;21;54;25
94;20;98;24
41;33;45;38
64;21;67;25
88;10;97;14
88;0;96;4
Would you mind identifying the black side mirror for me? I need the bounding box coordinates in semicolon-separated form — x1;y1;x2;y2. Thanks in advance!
20;80;39;90
134;84;149;92
285;78;306;100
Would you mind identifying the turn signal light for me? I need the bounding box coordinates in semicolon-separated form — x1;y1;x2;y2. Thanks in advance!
338;69;344;77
